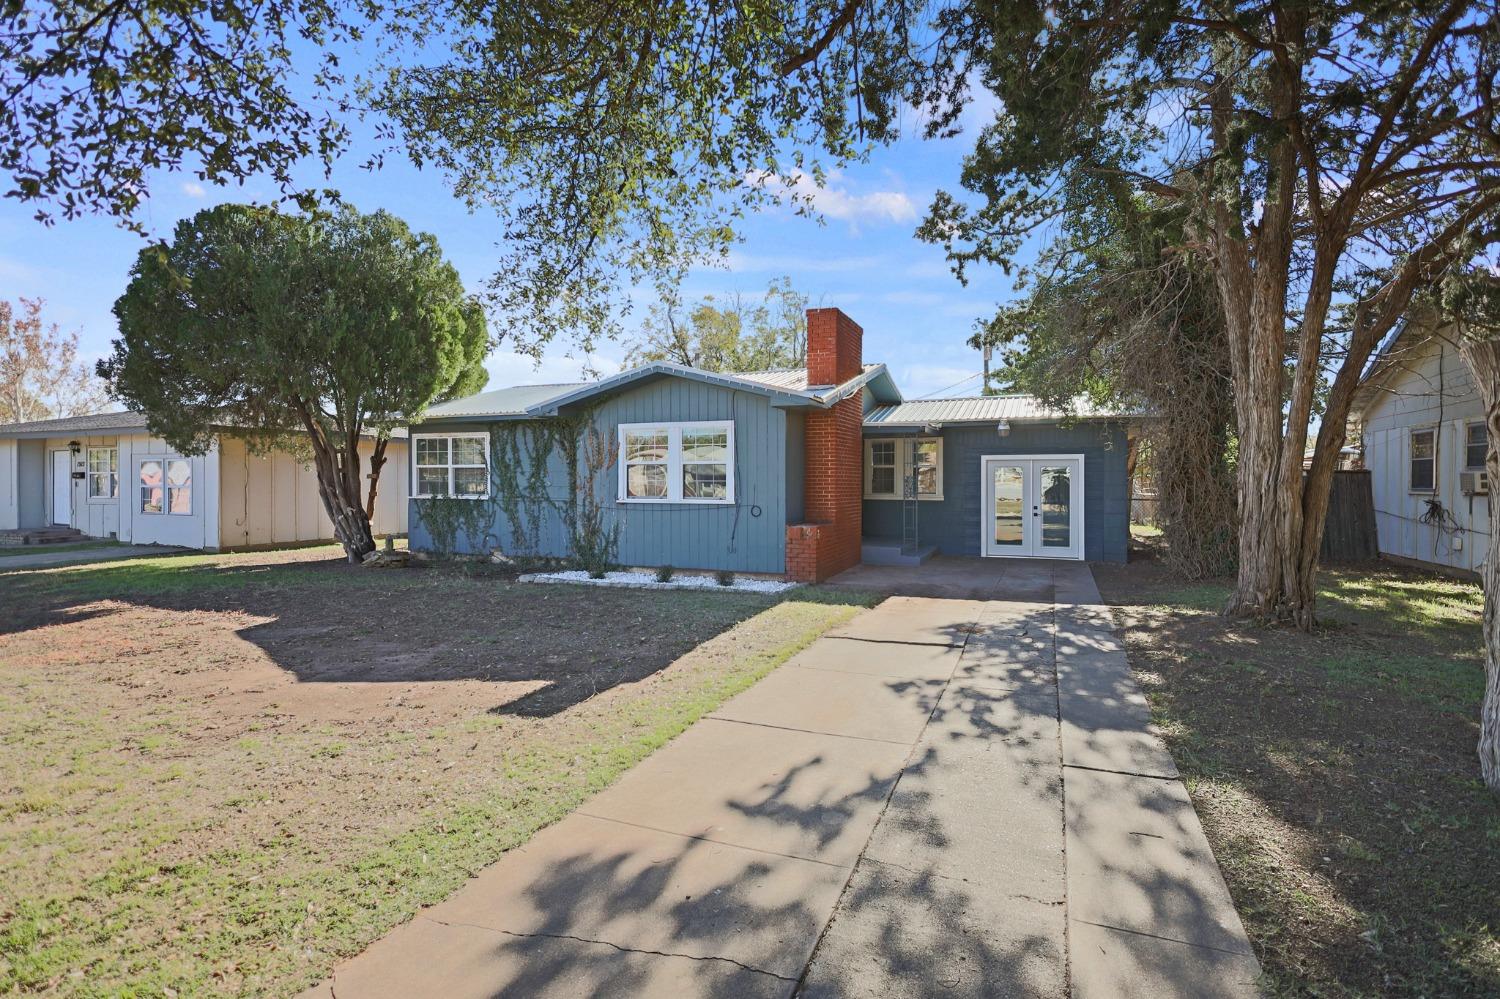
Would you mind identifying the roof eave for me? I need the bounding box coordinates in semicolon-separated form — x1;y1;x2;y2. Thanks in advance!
525;362;817;415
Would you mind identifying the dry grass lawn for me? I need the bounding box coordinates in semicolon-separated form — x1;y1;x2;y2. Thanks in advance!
0;547;871;996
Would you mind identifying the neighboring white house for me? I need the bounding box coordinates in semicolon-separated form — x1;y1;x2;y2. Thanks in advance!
1353;320;1489;575
0;411;408;551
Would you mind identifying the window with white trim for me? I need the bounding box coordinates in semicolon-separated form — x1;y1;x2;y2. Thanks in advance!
413;433;490;499
1466;421;1488;471
87;446;118;500
618;422;734;503
864;437;944;500
140;458;191;515
1409;427;1436;492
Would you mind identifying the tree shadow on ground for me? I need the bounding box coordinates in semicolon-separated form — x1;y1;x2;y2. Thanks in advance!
1091;556;1500;995
0;552;837;718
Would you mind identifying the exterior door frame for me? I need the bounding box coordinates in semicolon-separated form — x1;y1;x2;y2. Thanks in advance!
980;454;1085;560
51;449;73;526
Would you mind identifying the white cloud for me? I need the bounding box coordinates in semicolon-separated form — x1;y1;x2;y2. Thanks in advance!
746;170;918;227
181;181;206;198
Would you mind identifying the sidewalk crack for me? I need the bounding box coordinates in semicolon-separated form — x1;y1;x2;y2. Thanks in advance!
418;915;798;981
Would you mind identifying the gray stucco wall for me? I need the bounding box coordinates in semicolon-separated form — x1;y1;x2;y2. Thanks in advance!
408;376;791;573
862;421;1130;563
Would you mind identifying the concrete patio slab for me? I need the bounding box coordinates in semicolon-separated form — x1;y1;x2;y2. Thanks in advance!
1068;922;1263;999
824;595;987;646
425;812;849;980
708;665;941;745
304;905;794;999
783;636;965;679
863;744;1065;900
1064;767;1255;957
1055;648;1178;780
579;717;909;866
797;859;1067;999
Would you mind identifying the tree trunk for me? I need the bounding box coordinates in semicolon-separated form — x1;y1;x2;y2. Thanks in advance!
364;436;389;523
1457;338;1500;793
295;404;377;564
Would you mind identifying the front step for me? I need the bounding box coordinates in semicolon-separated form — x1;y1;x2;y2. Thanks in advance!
861;538;938;567
0;527;88;547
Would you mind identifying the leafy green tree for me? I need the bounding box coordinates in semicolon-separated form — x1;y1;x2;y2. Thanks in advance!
0;1;370;230
374;2;939;352
626;277;809;372
100;204;488;562
919;0;1499;629
981;198;1238;578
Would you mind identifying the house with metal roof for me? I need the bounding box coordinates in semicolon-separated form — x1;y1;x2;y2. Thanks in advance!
0;412;409;551
1351;316;1490;576
407;308;1132;580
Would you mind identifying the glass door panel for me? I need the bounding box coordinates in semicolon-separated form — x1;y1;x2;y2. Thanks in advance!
1039;465;1073;550
992;465;1026;548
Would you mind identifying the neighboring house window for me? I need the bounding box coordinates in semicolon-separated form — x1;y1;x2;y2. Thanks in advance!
868;440;896;495
413;433;490;499
1466;421;1488;471
864;438;944;500
1409;428;1436;492
87;447;118;500
140;458;192;514
617;422;735;503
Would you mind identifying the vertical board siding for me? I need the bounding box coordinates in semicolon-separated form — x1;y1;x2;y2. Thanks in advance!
861;421;1130;563
408;376;789;573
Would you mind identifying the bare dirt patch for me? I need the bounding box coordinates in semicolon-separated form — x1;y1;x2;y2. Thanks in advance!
1094;546;1500;996
0;547;871;996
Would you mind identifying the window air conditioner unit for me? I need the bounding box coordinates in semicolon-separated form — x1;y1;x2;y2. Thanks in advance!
1460;470;1489;495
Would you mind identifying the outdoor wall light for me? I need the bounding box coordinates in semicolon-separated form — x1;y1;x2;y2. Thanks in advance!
996;421;1011;438
67;440;81;455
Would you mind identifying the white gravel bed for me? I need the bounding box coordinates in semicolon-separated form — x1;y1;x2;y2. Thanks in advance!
518;569;799;594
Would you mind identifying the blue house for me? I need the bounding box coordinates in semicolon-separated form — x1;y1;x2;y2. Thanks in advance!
407;308;1132;581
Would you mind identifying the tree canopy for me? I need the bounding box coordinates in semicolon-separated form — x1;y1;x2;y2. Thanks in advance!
0;0;369;230
100;203;488;560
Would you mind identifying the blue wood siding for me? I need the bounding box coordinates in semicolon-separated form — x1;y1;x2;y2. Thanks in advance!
862;422;1130;563
408;376;789;573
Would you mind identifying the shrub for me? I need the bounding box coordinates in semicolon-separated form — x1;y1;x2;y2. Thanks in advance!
715;570;735;587
655;564;675;583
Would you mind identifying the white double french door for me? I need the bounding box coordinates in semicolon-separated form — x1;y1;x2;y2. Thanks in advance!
981;455;1084;559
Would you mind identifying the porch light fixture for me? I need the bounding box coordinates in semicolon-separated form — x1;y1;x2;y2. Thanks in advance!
996;421;1011;438
67;440;81;455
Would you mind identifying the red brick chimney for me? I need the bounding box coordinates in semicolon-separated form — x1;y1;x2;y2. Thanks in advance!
786;308;864;583
806;307;863;386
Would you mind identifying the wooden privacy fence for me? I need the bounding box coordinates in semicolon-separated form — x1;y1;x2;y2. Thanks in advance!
1319;469;1379;563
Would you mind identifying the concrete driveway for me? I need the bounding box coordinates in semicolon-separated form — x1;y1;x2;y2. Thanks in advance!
301;560;1258;998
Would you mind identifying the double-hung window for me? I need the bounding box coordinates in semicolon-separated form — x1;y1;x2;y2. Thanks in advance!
618;422;734;503
864;437;944;500
87;446;118;500
1409;427;1436;492
140;458;191;515
1466;421;1488;471
413;433;490;499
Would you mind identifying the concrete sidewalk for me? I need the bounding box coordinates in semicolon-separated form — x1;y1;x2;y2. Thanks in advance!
0;543;184;571
300;561;1258;998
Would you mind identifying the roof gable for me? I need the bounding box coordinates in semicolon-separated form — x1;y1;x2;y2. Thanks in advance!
423;361;901;422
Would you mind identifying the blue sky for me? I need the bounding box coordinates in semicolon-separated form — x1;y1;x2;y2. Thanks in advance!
0;89;1020;401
